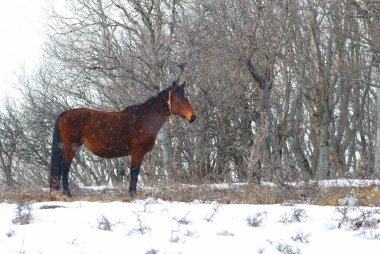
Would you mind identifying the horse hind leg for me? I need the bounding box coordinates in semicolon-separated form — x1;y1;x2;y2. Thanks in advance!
61;144;80;197
61;158;71;197
50;113;64;192
49;149;61;192
53;110;83;197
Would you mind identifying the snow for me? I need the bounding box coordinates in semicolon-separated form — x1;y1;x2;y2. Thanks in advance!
181;179;380;190
1;180;380;253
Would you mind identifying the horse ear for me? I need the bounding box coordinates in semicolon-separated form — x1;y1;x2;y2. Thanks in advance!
181;81;186;88
172;81;177;87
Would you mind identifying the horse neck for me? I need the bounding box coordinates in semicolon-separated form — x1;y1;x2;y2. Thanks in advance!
148;90;170;115
141;90;170;127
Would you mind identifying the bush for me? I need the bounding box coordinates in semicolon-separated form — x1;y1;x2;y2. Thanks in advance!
279;208;307;224
12;201;33;225
97;215;112;231
246;211;267;227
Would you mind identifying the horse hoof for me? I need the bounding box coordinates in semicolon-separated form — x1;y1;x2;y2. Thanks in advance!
63;190;72;197
50;190;61;198
129;191;136;199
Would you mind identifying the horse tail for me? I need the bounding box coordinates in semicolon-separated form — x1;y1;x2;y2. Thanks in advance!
49;112;65;191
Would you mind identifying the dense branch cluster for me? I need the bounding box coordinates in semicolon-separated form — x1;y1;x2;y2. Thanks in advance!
0;0;379;188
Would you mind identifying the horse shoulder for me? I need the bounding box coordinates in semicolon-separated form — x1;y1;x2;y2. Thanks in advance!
59;108;92;129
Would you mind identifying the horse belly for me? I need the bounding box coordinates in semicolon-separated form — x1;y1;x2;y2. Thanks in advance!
83;138;130;158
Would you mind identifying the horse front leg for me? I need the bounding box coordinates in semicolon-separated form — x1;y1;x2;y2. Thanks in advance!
129;151;145;198
129;166;140;197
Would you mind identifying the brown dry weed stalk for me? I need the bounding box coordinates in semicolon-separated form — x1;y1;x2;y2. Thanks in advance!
0;183;379;206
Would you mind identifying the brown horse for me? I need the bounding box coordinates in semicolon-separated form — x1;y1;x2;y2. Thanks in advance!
49;81;196;197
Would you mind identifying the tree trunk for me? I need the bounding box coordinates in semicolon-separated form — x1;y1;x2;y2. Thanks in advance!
316;121;331;179
246;83;271;182
316;101;332;179
374;87;380;175
158;82;174;181
4;166;13;187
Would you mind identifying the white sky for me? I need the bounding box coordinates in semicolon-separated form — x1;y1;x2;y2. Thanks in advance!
0;0;47;105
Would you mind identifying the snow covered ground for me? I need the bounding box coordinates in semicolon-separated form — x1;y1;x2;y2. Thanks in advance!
1;180;380;253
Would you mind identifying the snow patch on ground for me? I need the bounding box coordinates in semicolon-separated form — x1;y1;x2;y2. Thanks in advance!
1;179;380;253
1;198;380;253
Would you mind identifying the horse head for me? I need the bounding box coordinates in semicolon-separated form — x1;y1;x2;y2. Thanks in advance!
168;81;196;123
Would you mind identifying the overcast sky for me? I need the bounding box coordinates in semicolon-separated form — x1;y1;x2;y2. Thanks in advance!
0;0;47;105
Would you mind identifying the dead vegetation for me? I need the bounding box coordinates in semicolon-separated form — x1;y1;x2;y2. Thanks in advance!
1;182;379;206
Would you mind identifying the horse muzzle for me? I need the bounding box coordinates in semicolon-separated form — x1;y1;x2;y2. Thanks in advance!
189;115;196;123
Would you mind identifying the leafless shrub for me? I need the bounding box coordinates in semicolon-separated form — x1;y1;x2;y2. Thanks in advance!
203;202;222;222
291;231;311;244
279;208;307;224
359;230;380;240
12;201;33;225
129;213;151;235
6;230;15;238
145;249;159;254
275;242;301;254
268;240;301;254
246;211;267;227
142;198;159;213
173;212;191;225
353;208;380;230
184;229;196;237
169;233;181;243
336;206;380;230
97;215;112;231
335;206;350;228
257;248;266;254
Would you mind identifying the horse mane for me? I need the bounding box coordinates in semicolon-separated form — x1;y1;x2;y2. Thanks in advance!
144;86;171;107
122;86;170;114
147;86;171;101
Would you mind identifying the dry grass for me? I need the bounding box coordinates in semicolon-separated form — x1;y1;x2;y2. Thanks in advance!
0;186;132;203
1;183;379;206
314;185;380;206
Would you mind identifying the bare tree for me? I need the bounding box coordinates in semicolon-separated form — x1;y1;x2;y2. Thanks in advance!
0;102;24;186
1;0;378;191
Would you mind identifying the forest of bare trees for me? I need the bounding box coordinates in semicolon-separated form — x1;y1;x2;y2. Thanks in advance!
0;0;379;189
